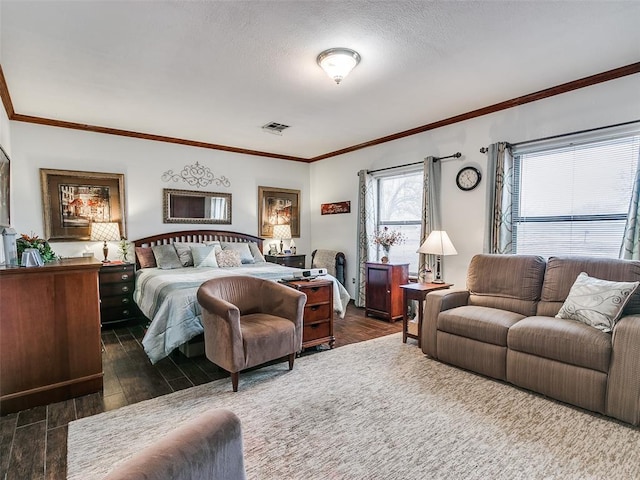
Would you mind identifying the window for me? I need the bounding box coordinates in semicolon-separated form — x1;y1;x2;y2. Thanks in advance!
375;169;422;273
513;130;639;258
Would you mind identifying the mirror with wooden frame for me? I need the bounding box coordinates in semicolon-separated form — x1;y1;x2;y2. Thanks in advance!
163;188;232;224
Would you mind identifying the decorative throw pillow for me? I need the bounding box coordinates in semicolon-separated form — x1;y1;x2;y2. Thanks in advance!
555;272;640;333
216;249;242;268
203;240;222;249
173;242;201;267
221;242;254;264
151;244;183;270
190;245;219;268
248;242;266;263
135;247;157;269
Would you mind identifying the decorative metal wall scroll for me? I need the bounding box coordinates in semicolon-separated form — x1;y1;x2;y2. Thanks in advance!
161;162;231;188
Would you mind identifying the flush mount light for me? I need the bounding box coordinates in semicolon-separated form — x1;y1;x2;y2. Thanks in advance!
316;48;361;85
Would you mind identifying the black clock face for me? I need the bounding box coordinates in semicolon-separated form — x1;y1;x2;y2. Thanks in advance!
456;166;481;191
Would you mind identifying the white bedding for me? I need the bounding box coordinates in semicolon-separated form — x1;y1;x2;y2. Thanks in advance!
134;263;351;364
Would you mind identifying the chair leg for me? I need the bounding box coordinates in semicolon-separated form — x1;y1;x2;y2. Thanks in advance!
288;352;295;370
231;372;239;392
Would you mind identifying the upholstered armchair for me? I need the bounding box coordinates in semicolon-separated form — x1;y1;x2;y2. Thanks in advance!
103;408;246;480
197;275;306;391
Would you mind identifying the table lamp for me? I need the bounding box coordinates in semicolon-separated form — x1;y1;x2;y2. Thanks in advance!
417;230;457;283
272;224;292;254
90;222;121;262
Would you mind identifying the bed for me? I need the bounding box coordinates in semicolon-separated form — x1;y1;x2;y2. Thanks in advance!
132;230;351;364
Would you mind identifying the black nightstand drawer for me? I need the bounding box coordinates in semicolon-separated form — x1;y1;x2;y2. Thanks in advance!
100;294;135;309
100;282;134;297
99;263;138;326
265;254;306;269
101;305;138;323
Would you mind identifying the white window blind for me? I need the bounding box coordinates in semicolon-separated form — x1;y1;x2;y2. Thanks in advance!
375;169;422;273
513;132;640;258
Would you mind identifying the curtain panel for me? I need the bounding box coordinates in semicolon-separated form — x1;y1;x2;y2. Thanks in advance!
355;170;377;307
484;142;514;254
621;149;640;260
418;156;441;282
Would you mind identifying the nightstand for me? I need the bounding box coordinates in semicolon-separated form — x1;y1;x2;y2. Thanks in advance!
265;254;306;269
99;262;138;327
400;282;452;344
284;278;334;350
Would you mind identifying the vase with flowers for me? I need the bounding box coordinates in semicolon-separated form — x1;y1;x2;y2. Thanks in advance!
371;226;406;263
16;233;58;265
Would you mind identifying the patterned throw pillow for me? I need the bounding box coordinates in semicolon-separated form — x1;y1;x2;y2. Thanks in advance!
221;242;254;264
151;244;183;270
216;249;242;268
190;245;219;268
555;272;640;332
135;247;157;269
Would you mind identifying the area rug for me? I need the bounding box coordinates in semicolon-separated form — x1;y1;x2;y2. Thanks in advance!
67;333;640;479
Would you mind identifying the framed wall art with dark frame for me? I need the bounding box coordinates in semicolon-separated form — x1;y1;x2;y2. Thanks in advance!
40;169;126;241
0;146;10;227
258;186;300;238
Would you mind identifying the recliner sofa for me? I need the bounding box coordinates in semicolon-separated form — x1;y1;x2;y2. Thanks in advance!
422;254;640;426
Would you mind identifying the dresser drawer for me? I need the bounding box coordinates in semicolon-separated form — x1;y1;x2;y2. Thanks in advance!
100;281;134;297
101;305;138;323
303;303;331;323
100;294;135;309
303;321;331;342
100;268;134;284
299;284;331;304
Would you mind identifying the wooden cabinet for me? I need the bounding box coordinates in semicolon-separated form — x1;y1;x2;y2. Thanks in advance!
99;263;138;326
0;258;103;414
285;279;334;350
265;254;306;269
365;262;409;322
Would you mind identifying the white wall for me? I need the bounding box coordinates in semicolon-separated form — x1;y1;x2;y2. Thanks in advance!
310;75;640;297
10;123;311;261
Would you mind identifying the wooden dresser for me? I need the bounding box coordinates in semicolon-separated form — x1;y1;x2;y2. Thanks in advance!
99;262;138;327
365;262;409;322
0;258;103;414
285;278;335;350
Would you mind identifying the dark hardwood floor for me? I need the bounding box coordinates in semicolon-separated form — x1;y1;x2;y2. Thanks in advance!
0;303;404;480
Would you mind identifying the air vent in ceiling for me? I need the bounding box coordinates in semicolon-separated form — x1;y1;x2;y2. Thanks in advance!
261;122;290;135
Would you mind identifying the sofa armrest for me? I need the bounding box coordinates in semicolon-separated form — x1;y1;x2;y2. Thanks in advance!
606;314;640;426
421;289;470;358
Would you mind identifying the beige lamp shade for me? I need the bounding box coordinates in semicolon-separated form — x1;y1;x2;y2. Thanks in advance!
272;224;292;240
90;222;120;262
417;230;457;283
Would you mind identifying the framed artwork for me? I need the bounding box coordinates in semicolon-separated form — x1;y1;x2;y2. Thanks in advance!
40;169;126;241
321;201;351;215
258;186;300;238
0;146;9;227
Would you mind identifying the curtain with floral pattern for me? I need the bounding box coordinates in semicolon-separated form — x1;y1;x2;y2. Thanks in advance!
484;142;514;254
418;156;440;282
355;170;377;307
620;150;640;260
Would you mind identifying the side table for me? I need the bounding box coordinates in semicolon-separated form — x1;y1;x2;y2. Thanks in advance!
400;282;452;344
265;254;306;269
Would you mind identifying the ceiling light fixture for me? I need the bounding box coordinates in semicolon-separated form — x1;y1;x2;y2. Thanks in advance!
317;48;361;85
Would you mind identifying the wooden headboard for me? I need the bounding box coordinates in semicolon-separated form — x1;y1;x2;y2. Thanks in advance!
132;229;264;268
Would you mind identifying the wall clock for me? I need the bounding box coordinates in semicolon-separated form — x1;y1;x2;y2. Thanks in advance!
456;166;482;191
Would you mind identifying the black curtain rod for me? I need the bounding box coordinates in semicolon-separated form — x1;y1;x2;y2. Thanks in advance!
366;152;462;174
479;119;640;153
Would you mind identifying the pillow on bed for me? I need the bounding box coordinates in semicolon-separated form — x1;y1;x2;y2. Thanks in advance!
173;242;201;267
248;242;266;263
135;247;157;269
221;242;254;264
203;240;222;249
190;245;220;268
216;249;242;267
151;244;183;270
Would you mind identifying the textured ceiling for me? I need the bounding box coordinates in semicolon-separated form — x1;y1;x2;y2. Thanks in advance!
1;1;640;159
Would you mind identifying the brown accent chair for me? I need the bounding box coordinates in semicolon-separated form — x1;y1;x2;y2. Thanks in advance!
423;254;640;426
197;275;306;391
103;408;246;480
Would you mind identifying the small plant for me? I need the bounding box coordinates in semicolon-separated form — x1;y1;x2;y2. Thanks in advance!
16;233;58;264
371;227;406;249
118;238;130;262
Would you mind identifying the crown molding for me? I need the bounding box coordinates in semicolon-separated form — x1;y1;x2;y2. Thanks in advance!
1;62;638;162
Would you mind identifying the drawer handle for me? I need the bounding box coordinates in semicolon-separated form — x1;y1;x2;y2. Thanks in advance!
310;323;320;329
122;286;130;293
122;309;130;316
311;287;320;292
310;306;319;311
122;298;130;304
121;274;129;280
